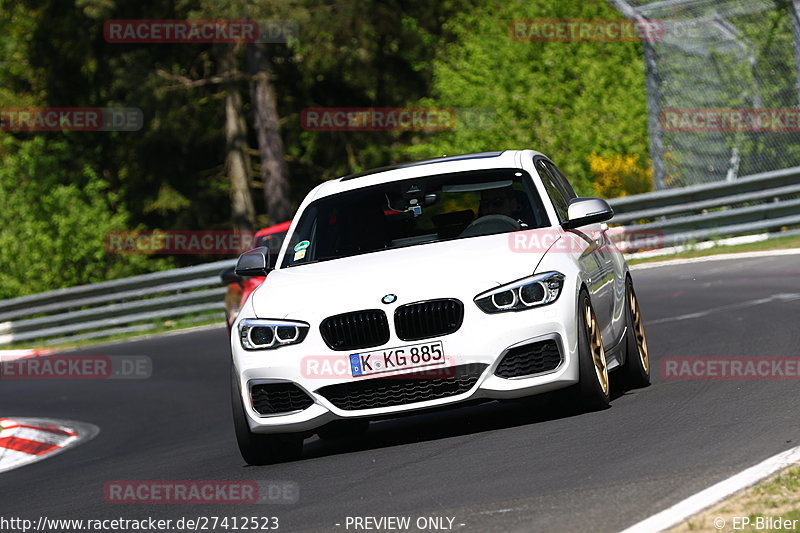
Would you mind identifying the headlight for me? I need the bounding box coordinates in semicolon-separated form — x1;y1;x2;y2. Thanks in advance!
474;271;565;313
238;318;310;350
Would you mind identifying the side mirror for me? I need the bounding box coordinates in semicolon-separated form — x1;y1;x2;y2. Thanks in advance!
562;198;614;230
220;266;243;286
234;246;275;277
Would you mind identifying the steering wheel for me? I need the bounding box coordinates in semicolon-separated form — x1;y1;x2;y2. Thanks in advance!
459;214;521;238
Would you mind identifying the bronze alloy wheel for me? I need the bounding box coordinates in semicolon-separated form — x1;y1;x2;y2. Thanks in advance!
584;299;609;395
628;287;649;374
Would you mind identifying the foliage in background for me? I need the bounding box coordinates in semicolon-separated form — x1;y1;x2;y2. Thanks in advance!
394;0;650;196
0;0;654;299
650;1;800;186
281;0;476;189
589;153;653;198
0;137;168;298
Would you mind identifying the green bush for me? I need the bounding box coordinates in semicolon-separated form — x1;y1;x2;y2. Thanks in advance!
393;0;650;196
0;136;171;299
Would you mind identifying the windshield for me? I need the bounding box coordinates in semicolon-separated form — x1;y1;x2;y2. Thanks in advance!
281;168;549;268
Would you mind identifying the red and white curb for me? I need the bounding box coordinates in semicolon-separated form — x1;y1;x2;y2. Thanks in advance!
0;349;54;361
0;417;99;473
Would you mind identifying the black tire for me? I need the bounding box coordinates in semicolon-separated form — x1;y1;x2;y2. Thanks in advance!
622;277;651;389
317;419;370;440
230;367;303;465
576;289;611;411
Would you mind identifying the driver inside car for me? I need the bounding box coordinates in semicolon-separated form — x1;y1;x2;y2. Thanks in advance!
479;187;520;219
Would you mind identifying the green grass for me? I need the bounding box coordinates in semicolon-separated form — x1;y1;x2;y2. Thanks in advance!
628;234;800;265
670;466;800;532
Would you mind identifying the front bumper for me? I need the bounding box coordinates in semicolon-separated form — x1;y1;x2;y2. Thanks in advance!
231;298;580;434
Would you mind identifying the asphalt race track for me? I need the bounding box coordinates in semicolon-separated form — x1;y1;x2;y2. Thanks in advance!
2;253;800;533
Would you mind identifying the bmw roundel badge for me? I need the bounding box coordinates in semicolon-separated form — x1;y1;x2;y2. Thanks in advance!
381;294;397;304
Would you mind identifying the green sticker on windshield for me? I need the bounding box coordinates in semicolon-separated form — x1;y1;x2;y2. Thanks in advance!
294;240;310;252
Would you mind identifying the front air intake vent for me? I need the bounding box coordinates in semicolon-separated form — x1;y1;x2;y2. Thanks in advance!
316;363;488;410
250;383;314;415
494;340;562;378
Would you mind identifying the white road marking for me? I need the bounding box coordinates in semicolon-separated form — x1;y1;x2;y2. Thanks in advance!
647;293;800;325
620;248;800;531
618;445;800;533
629;248;800;271
628;249;800;326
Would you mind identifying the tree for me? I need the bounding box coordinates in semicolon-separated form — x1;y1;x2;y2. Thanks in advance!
220;43;257;231
393;0;650;196
248;42;291;224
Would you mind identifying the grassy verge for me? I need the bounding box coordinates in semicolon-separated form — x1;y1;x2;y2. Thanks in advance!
627;234;800;265
668;464;800;532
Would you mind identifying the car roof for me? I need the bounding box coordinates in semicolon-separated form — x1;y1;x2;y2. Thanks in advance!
309;150;545;201
340;151;506;181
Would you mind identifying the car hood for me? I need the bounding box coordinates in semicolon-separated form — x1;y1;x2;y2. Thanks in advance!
251;231;559;321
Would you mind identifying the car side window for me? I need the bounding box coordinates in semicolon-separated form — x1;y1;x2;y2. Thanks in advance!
544;160;578;202
535;158;569;222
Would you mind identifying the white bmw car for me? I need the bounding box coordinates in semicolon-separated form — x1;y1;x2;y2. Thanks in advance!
230;150;650;465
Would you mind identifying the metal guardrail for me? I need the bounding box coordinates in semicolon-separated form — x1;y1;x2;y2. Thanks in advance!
1;166;798;347
0;259;235;346
608;166;800;250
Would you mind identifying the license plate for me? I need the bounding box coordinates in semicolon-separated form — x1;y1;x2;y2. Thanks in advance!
349;341;444;377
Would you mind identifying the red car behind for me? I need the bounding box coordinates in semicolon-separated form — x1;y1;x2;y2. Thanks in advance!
220;221;291;330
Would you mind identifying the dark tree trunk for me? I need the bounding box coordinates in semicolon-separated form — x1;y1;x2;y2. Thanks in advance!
220;43;256;231
247;42;291;224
